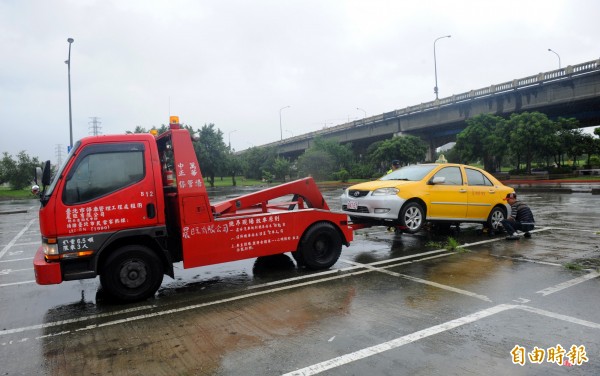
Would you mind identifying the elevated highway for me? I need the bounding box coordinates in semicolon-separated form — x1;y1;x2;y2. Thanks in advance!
261;59;600;159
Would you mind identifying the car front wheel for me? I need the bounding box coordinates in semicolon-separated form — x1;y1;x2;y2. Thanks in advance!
399;202;425;234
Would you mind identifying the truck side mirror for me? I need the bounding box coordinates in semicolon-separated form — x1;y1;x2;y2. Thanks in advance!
42;160;51;186
34;167;43;185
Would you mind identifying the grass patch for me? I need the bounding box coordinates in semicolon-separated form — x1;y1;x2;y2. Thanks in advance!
426;241;444;248
0;187;35;200
445;237;467;253
559;175;600;181
426;237;466;253
564;262;584;271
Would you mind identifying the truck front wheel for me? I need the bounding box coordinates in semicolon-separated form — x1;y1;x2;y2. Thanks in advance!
100;245;164;302
295;222;342;270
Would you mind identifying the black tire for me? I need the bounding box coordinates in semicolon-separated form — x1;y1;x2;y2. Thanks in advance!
291;250;305;267
296;222;342;270
487;206;506;231
100;245;164;302
399;202;425;234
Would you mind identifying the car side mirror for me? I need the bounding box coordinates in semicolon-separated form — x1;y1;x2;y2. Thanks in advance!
430;176;446;185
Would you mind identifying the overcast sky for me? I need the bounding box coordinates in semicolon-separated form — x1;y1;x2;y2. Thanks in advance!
2;0;599;163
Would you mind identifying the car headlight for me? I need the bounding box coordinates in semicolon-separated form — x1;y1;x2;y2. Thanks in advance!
372;187;399;196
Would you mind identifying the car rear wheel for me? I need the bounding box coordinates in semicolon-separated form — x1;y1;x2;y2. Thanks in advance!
487;206;506;231
399;202;425;234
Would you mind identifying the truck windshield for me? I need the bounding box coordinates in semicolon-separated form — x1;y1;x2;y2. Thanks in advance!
44;142;80;199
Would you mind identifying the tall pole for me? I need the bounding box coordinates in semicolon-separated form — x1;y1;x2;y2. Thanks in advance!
66;38;74;148
548;48;561;69
279;105;290;141
356;107;366;119
433;35;451;100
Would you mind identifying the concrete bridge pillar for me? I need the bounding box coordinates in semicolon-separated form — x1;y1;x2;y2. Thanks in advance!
427;138;435;162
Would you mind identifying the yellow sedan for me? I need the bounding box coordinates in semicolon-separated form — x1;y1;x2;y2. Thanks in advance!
340;163;514;233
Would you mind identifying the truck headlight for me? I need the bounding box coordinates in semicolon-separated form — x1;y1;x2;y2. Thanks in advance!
43;238;59;259
372;187;399;196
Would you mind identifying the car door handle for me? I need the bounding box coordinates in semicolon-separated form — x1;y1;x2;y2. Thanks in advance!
459;189;467;193
146;203;156;219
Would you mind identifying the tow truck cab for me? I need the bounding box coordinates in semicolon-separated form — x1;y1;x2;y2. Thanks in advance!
33;117;353;302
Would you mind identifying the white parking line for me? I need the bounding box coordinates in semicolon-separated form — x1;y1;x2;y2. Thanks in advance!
536;270;600;296
0;280;35;288
282;302;600;376
0;218;36;260
342;259;492;302
517;305;600;329
282;304;518;376
0;257;33;263
0;268;31;275
0;305;157;336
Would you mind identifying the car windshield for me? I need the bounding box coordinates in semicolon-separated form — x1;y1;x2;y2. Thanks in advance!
380;164;437;181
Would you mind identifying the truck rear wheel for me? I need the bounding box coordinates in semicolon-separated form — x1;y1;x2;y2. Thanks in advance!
296;222;342;270
100;245;164;302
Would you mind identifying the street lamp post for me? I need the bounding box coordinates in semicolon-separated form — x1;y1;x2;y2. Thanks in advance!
66;38;74;148
548;48;561;69
279;105;290;141
228;129;237;149
433;35;451;100
356;107;366;119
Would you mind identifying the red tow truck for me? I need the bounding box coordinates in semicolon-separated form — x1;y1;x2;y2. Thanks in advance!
33;117;354;302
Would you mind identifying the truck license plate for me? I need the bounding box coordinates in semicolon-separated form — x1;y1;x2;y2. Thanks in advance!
347;200;358;210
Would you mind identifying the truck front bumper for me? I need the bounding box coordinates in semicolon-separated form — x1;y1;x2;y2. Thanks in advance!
33;246;62;285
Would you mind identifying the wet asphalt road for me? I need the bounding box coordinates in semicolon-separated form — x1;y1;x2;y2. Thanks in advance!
0;187;599;375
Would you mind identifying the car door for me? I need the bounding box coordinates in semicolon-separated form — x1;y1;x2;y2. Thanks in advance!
426;166;468;220
464;167;497;220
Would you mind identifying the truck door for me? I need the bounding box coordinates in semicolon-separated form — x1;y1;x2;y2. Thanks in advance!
56;141;160;237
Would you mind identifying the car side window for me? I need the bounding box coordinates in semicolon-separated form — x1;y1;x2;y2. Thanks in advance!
63;144;145;205
465;168;493;186
433;167;463;185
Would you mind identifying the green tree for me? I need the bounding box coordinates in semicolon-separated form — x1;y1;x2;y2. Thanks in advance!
272;157;291;182
580;133;600;167
1;151;41;190
242;146;278;180
193;124;227;187
368;135;427;168
0;152;16;185
454;114;507;172
224;152;245;186
507;112;557;174
297;149;336;180
311;137;354;170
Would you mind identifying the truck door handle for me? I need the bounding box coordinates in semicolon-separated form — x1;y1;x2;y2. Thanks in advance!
146;203;156;219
